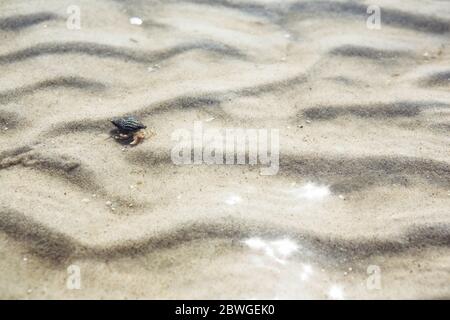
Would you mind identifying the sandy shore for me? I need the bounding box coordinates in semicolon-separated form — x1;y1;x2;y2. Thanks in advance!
0;0;449;299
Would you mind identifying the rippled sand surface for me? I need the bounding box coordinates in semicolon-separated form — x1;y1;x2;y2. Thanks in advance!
0;0;449;299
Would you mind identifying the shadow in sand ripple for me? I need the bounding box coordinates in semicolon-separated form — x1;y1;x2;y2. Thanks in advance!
0;12;59;31
0;208;76;263
288;1;450;34
92;220;450;262
40;73;308;138
281;155;450;193
0;209;448;265
301;101;449;120
329;45;412;60
0;150;104;193
126;150;450;193
0;111;22;131
0;77;106;103
0;41;245;65
419;71;450;88
178;0;280;19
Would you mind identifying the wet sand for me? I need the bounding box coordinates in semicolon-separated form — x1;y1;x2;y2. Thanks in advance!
0;0;449;299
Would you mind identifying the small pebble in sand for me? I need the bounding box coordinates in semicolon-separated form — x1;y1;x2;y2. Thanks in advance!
344;272;348;276
348;267;352;271
105;201;112;206
338;195;345;200
205;117;215;122
130;17;143;25
177;194;182;199
81;198;90;203
4;127;8;131
284;33;291;38
128;203;133;207
27;289;33;294
23;257;28;262
92;194;97;198
306;120;311;124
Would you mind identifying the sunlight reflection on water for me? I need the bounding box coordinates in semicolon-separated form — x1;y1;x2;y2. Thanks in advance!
242;237;344;299
225;194;242;205
289;182;330;201
243;237;298;264
328;285;345;300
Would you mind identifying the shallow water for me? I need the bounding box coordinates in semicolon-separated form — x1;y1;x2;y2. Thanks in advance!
0;0;449;299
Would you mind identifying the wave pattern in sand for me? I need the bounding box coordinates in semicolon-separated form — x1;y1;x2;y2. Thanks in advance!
0;0;449;299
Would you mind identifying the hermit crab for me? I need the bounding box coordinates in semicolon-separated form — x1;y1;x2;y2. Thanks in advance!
110;116;153;145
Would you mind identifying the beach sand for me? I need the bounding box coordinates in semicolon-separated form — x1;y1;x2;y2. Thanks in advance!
0;0;449;299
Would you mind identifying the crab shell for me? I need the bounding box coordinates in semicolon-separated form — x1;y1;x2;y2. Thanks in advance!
111;116;146;133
